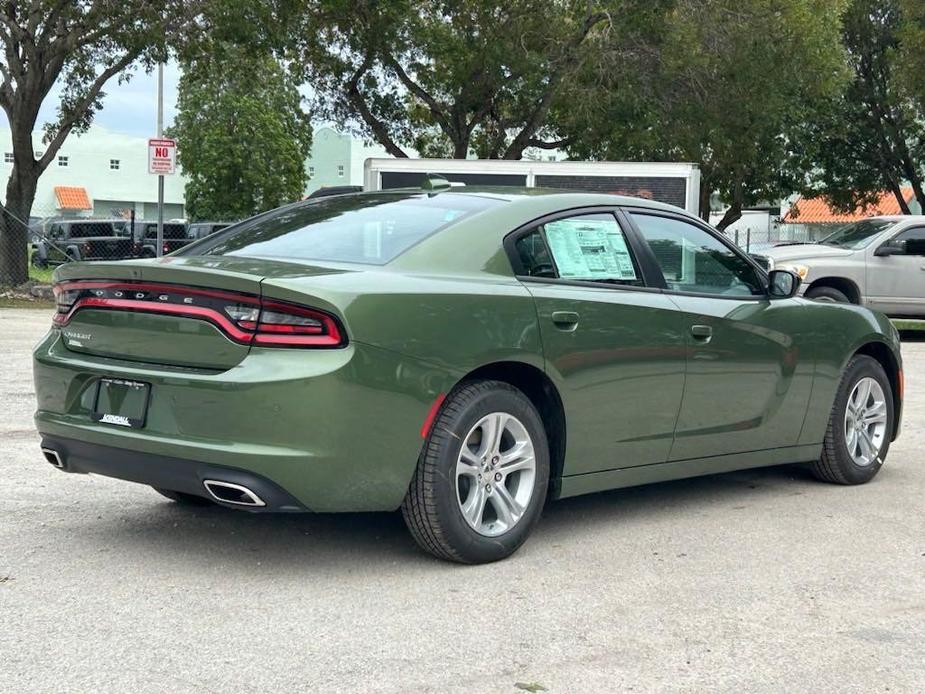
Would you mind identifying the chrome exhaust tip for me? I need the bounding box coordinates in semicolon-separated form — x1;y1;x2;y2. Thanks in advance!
202;480;266;507
41;447;64;469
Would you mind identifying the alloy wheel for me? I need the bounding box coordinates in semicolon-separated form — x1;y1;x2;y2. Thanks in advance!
843;377;888;467
455;412;537;537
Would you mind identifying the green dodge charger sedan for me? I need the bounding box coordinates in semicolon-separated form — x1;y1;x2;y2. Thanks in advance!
34;184;903;563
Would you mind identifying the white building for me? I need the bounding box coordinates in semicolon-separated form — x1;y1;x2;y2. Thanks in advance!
0;125;187;221
304;126;410;194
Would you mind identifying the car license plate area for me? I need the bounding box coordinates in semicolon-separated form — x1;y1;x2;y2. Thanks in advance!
92;378;150;428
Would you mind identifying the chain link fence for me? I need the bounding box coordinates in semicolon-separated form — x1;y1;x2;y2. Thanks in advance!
0;200;196;288
728;223;834;254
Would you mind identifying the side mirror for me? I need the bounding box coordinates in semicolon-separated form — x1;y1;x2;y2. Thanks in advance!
874;242;905;257
768;269;801;299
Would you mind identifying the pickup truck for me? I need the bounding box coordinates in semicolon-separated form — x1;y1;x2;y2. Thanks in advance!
755;215;925;316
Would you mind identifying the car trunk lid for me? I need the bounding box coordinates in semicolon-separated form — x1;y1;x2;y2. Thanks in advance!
53;257;352;370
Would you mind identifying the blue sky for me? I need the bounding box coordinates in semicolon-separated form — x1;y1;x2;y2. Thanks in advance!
1;62;182;137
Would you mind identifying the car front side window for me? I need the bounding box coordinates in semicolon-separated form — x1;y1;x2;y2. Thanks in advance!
630;213;764;297
893;227;925;256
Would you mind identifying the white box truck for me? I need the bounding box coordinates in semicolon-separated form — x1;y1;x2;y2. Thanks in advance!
363;158;701;215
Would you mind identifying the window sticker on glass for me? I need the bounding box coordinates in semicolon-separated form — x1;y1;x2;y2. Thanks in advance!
543;218;638;281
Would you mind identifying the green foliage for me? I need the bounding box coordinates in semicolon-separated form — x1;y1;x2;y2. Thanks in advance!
793;0;925;213
288;0;614;159
898;0;925;109
169;45;313;222
561;0;848;227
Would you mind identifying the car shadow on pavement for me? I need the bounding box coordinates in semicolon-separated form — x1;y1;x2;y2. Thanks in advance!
39;463;816;571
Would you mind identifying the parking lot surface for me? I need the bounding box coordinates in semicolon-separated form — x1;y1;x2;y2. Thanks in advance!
1;308;924;693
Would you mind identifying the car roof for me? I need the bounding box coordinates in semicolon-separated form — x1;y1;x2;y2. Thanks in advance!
346;186;688;214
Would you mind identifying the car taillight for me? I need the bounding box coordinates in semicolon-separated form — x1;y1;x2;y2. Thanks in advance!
51;280;345;348
54;285;81;318
163;244;170;254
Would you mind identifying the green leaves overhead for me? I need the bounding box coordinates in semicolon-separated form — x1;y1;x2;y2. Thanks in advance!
288;0;614;159
560;0;849;228
168;44;313;221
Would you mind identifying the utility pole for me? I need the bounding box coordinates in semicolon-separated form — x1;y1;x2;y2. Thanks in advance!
156;62;164;258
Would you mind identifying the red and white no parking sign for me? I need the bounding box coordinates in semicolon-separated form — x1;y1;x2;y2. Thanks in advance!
147;137;177;175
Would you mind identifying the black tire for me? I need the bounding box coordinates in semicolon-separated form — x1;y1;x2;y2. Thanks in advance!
810;355;893;485
153;487;214;506
805;286;851;303
401;380;550;564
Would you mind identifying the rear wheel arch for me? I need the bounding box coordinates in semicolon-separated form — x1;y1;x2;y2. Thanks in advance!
806;277;861;304
453;361;566;497
852;340;901;440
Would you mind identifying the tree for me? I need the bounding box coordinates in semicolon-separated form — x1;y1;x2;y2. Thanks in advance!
290;0;614;159
0;1;183;286
794;0;925;214
560;0;848;229
169;44;312;221
898;0;925;109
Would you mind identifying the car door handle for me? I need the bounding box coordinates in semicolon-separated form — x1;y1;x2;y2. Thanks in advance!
691;324;713;340
551;311;580;330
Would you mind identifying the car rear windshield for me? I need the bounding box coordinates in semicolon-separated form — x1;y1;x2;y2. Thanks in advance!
820;219;896;249
191;192;501;264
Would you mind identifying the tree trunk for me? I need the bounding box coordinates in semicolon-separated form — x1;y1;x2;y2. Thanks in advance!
698;181;712;222
0;163;38;287
716;176;744;232
887;179;912;215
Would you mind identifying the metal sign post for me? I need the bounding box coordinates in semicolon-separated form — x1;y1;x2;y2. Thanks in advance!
156;63;164;258
148;64;176;257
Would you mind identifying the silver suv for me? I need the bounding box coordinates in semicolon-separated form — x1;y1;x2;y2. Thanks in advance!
757;215;925;316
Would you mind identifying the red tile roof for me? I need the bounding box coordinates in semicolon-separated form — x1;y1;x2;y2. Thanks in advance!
54;186;92;210
783;188;914;224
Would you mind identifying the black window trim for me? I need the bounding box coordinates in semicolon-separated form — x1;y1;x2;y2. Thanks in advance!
621;206;773;301
502;205;665;294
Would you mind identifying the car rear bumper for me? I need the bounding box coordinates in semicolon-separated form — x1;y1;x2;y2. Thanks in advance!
39;435;308;511
33;330;457;512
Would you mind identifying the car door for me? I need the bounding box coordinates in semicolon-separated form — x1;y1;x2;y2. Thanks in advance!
507;209;688;475
866;225;925;316
625;209;815;461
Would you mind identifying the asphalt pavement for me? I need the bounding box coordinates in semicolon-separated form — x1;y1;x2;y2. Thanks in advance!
1;307;923;693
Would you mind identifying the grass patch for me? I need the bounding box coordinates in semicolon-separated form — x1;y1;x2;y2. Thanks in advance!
27;247;55;284
892;318;925;332
29;263;54;284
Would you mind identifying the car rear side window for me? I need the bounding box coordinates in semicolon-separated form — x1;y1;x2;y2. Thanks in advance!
516;213;643;286
630;213;764;297
193;192;501;265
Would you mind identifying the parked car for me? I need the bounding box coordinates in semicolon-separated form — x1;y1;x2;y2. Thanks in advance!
134;221;190;257
754;215;925;315
35;185;902;563
32;219;134;266
187;221;233;241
